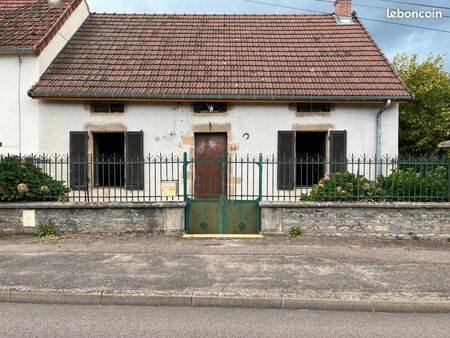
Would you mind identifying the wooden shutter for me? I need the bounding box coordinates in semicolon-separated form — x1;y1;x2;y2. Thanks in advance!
277;131;296;190
126;131;144;190
70;131;88;189
330;130;347;173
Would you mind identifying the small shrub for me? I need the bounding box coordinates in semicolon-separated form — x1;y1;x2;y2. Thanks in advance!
377;167;448;202
396;235;404;240
301;172;375;202
0;156;69;202
0;229;5;239
447;237;450;242
411;234;422;241
37;224;60;238
289;227;303;237
158;229;166;236
300;166;448;202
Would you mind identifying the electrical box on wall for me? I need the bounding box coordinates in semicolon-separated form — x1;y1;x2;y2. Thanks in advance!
23;210;36;228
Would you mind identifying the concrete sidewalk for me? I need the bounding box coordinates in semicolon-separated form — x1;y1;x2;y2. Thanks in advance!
0;235;449;312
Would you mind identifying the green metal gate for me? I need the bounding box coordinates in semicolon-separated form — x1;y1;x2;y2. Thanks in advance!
184;152;262;234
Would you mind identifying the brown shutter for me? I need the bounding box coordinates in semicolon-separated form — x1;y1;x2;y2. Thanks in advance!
126;131;144;190
277;131;296;190
330;130;347;172
70;131;88;189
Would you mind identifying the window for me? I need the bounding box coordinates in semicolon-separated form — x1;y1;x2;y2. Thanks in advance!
296;132;327;187
297;102;331;113
93;133;125;187
277;130;347;189
194;102;228;113
92;102;125;113
69;131;144;190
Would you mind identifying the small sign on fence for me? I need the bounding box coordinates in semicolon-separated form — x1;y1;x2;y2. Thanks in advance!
161;181;178;197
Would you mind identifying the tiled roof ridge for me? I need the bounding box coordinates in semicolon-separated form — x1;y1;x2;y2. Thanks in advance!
90;12;331;17
352;12;414;99
32;0;84;54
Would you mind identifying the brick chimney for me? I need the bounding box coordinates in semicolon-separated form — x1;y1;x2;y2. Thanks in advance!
334;0;353;24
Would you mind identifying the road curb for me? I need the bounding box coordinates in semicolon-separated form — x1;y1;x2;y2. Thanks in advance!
1;290;449;313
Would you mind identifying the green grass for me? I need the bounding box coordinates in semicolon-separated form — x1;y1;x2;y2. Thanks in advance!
289;227;304;237
412;234;422;241
37;224;60;238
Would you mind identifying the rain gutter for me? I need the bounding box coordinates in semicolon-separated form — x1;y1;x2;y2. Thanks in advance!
27;91;414;102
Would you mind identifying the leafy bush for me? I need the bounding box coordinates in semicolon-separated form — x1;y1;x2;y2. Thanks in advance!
302;166;448;202
289;227;304;237
377;167;447;201
301;172;377;202
0;156;69;202
37;224;60;238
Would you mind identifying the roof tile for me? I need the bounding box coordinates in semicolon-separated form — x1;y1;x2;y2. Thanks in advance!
0;0;83;53
30;13;412;100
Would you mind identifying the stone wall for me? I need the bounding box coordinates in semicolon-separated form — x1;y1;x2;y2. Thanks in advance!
261;202;450;240
0;202;185;235
2;202;449;239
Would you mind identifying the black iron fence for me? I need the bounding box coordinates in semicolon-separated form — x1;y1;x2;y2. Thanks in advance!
0;154;449;203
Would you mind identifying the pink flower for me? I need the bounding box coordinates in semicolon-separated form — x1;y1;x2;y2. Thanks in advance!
324;172;331;181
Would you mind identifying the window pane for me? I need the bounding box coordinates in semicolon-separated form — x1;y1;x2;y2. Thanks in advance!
311;103;330;112
194;102;227;113
297;103;311;112
110;103;125;113
297;103;330;113
92;103;109;113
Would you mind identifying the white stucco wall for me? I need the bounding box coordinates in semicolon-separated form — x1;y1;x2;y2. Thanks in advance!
35;100;399;199
0;55;39;155
0;1;89;156
38;101;399;158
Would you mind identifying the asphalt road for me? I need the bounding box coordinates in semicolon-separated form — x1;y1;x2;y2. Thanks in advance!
0;303;449;338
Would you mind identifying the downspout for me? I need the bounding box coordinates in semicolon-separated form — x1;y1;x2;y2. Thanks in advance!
17;51;23;154
376;99;392;177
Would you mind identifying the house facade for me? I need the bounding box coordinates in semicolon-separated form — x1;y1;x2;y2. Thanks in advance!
2;1;414;194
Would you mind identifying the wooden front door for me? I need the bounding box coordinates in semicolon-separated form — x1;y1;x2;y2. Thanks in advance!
194;133;227;199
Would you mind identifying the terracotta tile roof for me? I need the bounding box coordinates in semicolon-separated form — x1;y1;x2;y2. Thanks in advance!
29;13;413;101
0;0;83;54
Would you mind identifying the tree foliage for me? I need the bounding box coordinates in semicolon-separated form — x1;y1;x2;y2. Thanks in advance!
392;54;450;156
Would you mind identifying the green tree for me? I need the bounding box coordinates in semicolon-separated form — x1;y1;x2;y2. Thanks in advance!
392;54;450;156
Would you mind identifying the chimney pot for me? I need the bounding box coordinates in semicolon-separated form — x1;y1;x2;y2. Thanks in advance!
334;0;352;17
334;0;353;24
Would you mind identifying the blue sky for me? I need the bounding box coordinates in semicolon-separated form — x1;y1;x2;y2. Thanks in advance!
87;0;450;69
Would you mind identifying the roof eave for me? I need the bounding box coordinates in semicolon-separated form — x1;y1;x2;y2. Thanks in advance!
0;47;36;55
28;91;414;102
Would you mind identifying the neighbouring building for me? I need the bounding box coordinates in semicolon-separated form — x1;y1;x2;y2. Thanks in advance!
0;0;89;155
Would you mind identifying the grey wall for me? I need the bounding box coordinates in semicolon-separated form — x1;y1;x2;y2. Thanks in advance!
261;202;450;240
1;202;449;239
0;202;185;235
